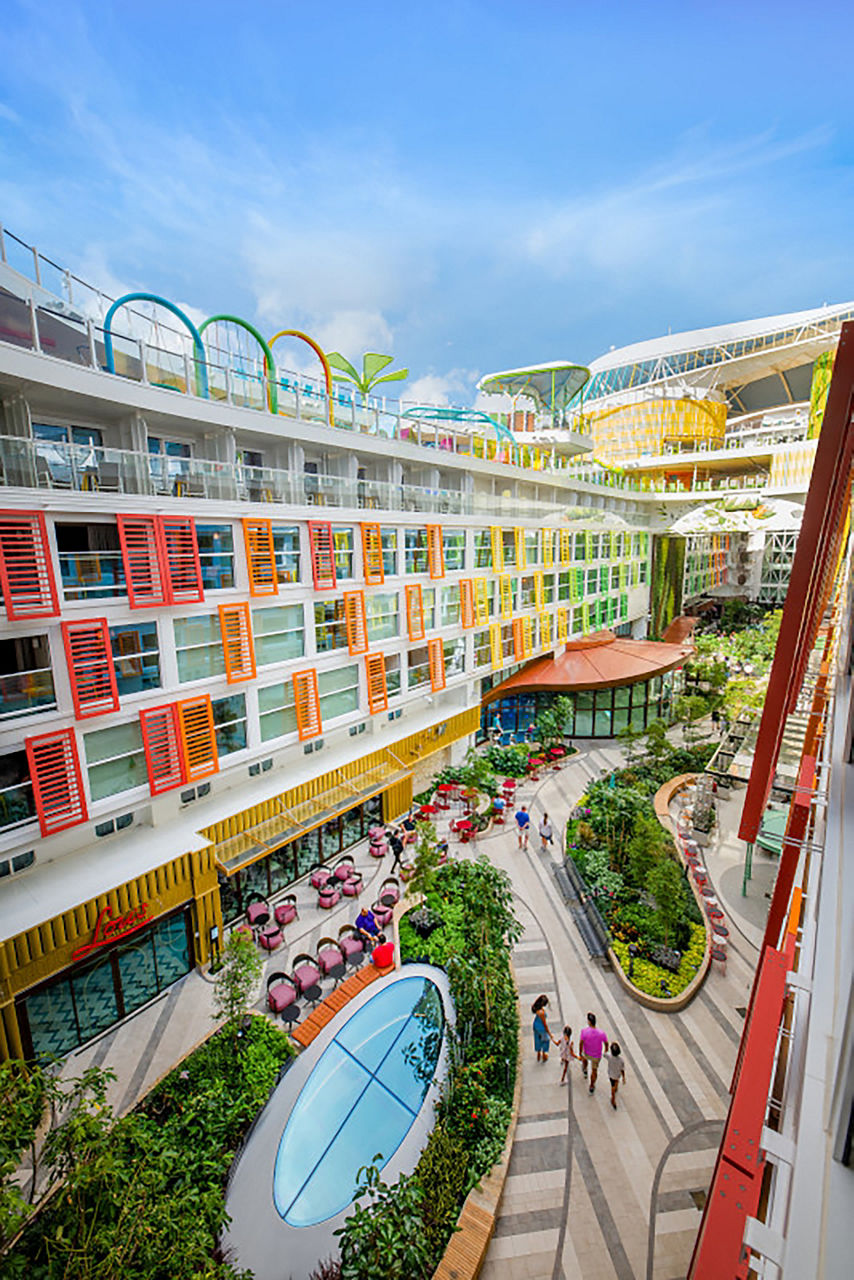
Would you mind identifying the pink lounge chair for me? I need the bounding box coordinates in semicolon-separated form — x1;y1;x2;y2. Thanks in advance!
338;924;365;966
317;938;346;984
318;883;341;909
310;865;331;889
266;972;298;1013
258;925;283;951
274;895;298;927
342;873;362;897
245;893;270;926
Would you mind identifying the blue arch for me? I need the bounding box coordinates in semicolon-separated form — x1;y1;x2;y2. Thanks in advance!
103;292;209;399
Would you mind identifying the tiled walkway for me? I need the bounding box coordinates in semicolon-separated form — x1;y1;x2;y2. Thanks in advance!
479;745;757;1280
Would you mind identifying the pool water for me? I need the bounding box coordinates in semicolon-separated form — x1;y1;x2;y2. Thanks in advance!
273;975;444;1226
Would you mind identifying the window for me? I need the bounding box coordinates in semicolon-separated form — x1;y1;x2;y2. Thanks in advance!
574;533;585;560
586;568;598;595
0;634;56;719
520;576;536;608
0;849;35;878
473;629;491;667
84;721;147;800
442;529;466;571
109;622;160;695
55;521;125;601
195;524;234;590
404;529;428;574
421;586;436;631
438;583;460;627
381;528;397;577
148;436;191;488
366;592;399;642
444;636;465;677
258;680;297;741
174;614;226;682
212;693;247;756
384;652;401;698
272;525;300;584
474;531;492;570
252;604;305;664
32;423;103;489
0;750;35;830
314;599;347;652
501;529;516;567
524;531;539;566
317;665;359;720
332;527;354;580
407;645;430;690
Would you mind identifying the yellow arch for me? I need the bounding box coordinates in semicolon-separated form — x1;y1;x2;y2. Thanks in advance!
268;330;335;429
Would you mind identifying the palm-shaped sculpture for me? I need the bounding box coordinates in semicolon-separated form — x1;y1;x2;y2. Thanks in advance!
325;350;408;405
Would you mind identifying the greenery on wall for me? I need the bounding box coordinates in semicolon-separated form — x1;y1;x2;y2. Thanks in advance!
650;535;686;637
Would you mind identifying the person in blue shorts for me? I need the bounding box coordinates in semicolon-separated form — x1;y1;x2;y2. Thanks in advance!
515;804;531;849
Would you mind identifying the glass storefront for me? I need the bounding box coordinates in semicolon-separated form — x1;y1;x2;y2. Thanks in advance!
481;672;677;741
19;910;193;1061
219;793;384;924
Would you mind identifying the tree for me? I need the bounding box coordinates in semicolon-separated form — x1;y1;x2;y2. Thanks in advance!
627;811;668;887
212;930;264;1041
646;859;686;947
0;1060;47;1248
533;696;572;753
325;351;409;406
336;1160;432;1280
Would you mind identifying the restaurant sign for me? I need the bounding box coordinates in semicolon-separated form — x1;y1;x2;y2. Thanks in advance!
71;903;150;962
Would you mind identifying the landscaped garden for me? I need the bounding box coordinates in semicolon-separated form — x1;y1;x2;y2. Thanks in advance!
566;722;717;999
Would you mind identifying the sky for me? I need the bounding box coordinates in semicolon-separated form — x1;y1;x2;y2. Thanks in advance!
1;0;853;406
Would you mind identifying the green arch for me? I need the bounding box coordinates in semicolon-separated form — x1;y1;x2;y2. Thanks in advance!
102;292;209;398
199;314;278;414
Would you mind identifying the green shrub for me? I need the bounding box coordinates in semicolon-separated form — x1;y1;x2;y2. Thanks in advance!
612;922;706;998
483;743;529;777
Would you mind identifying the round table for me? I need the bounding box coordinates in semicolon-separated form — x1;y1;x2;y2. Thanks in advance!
712;923;729;938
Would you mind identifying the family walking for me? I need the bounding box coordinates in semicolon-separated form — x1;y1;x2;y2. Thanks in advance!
531;998;627;1108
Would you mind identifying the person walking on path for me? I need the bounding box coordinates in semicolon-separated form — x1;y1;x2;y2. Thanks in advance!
515;804;531;850
559;1025;577;1084
538;812;554;855
388;827;405;874
532;994;558;1063
606;1042;626;1109
579;1011;609;1093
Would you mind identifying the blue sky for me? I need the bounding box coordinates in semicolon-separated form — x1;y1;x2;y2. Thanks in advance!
1;0;853;404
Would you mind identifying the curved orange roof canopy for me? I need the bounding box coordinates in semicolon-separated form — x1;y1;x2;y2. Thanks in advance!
482;629;694;704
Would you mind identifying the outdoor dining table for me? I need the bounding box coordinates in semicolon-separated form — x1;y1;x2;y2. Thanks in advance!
420;803;439;815
712;922;730;938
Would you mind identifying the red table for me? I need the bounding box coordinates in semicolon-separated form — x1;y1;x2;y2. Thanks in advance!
419;803;438;815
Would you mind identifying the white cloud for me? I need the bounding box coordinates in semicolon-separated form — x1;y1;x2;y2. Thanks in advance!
403;368;478;407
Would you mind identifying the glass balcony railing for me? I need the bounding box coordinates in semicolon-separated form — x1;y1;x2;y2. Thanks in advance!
0;668;57;719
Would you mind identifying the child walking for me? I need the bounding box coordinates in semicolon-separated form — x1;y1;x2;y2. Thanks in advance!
558;1025;576;1084
607;1042;626;1109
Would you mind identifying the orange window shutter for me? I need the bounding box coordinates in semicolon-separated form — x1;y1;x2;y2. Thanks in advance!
178;694;219;781
26;728;88;837
490;622;503;669
117;515;168;608
515;526;526;570
534;570;545;612
500;575;513;618
406;584;425;641
344;590;368;655
242;518;278;597
293;669;322;741
428;638;446;692
426;525;445;579
491;526;503;572
541;529;554;568
218;603;256;683
309;521;337;590
159;516;204;604
0;510;59;620
62;619;120;719
513;617;525;662
474;577;489;626
140;704;184;794
361;523;384;585
460;579;475;629
365;653;388;714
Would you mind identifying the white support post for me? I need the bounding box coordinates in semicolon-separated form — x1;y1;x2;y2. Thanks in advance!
29;297;41;353
139;340;149;383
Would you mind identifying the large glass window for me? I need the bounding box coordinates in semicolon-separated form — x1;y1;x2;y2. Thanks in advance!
404;529;428;574
110;622;160;695
174;614;226;682
473;629;491;667
332;527;354;580
55;522;125;601
259;680;298;741
314;599;347;652
85;722;147;799
385;652;401;698
422;586;436;630
442;529;466;571
381;528;397;576
196;524;235;590
501;530;516;567
444;637;465;677
407;645;430;689
212;693;247;756
474;531;492;570
318;665;359;720
0;750;35;830
524;531;539;565
272;525;300;584
366;592;399;642
438;584;460;627
148;437;191;489
253;604;305;665
0;634;55;719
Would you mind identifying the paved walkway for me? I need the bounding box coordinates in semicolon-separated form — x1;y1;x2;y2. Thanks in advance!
478;744;761;1280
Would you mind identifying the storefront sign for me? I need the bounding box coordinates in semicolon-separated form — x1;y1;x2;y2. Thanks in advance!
71;902;150;962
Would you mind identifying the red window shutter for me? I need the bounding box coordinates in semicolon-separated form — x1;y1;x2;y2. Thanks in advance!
459;579;475;629
242;518;278;596
218;603;256;683
361;523;384;585
513;617;525;662
309;521;337;590
140;704;184;795
428;638;446;692
344;590;368;655
365;653;388;714
293;669;322;741
0;510;59;620
426;525;444;579
117;515;168;608
25;728;88;836
405;584;425;641
178;695;219;782
159;517;204;604
62;619;120;719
